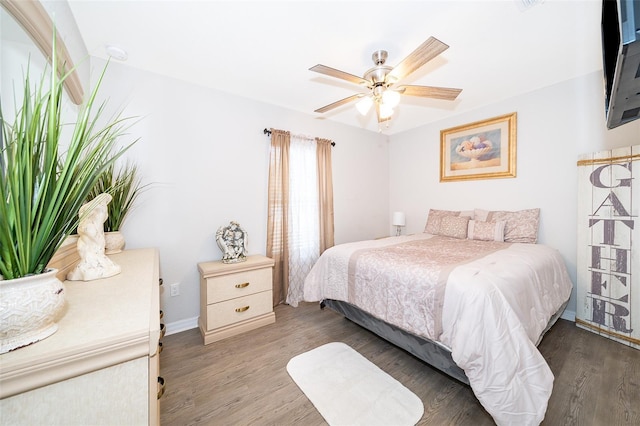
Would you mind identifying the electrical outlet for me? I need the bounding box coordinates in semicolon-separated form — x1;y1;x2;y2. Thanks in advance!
170;282;180;297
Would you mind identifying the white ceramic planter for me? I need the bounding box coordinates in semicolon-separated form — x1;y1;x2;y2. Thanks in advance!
0;269;66;354
104;231;126;254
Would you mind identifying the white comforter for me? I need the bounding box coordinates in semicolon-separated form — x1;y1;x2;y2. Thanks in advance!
292;234;573;426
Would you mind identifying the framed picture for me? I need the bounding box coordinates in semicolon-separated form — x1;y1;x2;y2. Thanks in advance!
440;112;517;182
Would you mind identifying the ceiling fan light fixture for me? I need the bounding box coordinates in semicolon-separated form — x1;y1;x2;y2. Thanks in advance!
356;96;374;115
379;103;394;119
309;36;462;128
382;90;401;108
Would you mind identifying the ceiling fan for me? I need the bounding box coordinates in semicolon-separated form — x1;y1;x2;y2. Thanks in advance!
310;37;462;123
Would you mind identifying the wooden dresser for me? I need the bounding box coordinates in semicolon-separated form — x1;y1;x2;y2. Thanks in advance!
0;248;162;425
198;255;275;344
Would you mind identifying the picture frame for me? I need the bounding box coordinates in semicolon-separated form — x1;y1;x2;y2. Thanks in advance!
440;112;517;182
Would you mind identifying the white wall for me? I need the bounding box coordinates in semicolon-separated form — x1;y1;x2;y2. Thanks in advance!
389;71;639;318
89;58;389;328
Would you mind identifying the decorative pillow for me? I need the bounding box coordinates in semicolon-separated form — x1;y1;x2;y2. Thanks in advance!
486;208;540;243
424;209;460;234
459;210;474;219
467;220;506;242
473;208;491;222
438;216;470;239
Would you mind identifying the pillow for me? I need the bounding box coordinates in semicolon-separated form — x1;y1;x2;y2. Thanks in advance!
424;209;460;234
473;208;491;222
438;215;470;239
467;220;506;242
486;208;540;243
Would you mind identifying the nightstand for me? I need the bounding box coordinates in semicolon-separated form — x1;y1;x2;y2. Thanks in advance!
197;255;275;344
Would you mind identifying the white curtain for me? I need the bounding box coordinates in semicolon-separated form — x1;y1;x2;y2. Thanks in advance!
286;134;320;304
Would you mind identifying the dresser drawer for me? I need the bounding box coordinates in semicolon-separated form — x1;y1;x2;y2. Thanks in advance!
207;290;273;330
206;268;271;304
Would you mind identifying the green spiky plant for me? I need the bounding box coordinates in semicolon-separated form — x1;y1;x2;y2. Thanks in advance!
0;41;135;280
88;161;149;232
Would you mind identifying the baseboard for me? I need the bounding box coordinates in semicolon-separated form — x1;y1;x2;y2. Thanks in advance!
560;309;575;322
165;316;199;336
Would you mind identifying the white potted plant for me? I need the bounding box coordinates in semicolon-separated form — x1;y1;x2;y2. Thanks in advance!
0;42;135;353
88;161;149;254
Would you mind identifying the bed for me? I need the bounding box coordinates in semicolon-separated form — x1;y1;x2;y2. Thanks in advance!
288;209;573;426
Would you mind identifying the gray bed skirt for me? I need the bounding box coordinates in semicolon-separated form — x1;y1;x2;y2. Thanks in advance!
320;298;569;385
321;299;469;384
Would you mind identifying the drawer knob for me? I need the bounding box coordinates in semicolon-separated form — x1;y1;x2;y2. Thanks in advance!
235;306;250;313
235;282;250;289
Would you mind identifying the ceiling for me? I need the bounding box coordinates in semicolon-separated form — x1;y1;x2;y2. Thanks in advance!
66;0;604;135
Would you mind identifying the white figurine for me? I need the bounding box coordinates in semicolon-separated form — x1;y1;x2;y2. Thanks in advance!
67;193;121;281
216;221;248;263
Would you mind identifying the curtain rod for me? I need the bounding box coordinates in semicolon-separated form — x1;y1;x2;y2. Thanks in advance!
263;128;335;146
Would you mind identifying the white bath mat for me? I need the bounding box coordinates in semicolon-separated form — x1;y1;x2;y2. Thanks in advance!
286;342;424;426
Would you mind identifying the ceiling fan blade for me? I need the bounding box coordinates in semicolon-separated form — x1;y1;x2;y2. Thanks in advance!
398;85;462;101
310;64;370;86
314;94;363;113
388;37;449;82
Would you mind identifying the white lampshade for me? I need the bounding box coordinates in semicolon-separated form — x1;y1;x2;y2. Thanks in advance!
382;90;401;108
356;96;373;115
392;211;406;226
379;103;394;119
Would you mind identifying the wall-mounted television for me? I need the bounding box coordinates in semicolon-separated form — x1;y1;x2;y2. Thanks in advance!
601;0;640;129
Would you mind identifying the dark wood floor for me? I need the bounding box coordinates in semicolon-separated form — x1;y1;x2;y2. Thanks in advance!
159;303;640;425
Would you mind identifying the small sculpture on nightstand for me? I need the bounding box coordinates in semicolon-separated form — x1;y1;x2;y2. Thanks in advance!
215;221;248;263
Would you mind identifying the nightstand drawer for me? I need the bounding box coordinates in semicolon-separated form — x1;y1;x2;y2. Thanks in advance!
207;290;273;330
206;268;271;304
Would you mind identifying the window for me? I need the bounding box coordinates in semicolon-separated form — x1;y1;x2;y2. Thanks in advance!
266;129;334;306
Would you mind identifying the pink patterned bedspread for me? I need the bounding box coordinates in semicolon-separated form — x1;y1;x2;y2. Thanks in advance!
293;233;573;426
346;235;508;340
